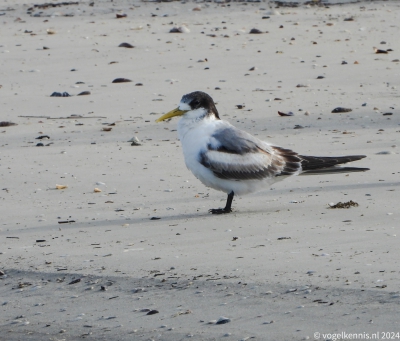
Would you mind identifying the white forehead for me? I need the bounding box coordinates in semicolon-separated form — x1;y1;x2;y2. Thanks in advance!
178;101;191;111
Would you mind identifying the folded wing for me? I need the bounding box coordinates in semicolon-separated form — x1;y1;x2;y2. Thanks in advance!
199;127;302;181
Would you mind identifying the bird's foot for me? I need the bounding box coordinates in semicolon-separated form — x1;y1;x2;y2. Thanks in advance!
209;208;232;214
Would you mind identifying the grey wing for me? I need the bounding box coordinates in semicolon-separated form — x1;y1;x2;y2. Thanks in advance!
199;126;302;181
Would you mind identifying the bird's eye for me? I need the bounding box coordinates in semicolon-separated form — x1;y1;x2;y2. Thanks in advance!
191;100;200;107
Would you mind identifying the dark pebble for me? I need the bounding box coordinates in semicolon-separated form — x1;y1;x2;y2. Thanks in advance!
150;217;161;220
118;42;134;48
36;239;46;242
249;28;263;34
169;27;181;33
135;83;143;86
374;48;388;54
36;135;50;139
331;107;352;113
77;91;91;96
36;143;44;147
0;121;17;127
116;13;127;19
68;278;81;285
278;111;293;117
294;125;304;129
383;113;393;116
50;92;71;97
316;76;325;79
112;78;132;83
146;310;159;315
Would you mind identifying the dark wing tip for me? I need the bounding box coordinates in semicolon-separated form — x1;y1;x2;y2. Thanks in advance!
302;166;369;175
300;154;368;171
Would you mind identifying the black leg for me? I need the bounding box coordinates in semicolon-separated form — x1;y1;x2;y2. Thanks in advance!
209;191;234;214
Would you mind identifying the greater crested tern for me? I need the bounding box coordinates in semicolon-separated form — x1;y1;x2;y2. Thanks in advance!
156;91;369;214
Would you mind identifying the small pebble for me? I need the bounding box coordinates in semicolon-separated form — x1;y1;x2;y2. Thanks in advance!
263;320;274;324
112;78;132;83
331;107;352;113
278;111;294;117
128;136;142;146
118;42;134;48
216;317;231;325
50;92;71;97
0;121;18;127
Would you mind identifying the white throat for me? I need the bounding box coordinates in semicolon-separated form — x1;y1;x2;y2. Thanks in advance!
177;107;216;141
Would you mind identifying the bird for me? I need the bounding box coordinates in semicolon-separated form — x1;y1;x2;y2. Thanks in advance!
156;91;369;214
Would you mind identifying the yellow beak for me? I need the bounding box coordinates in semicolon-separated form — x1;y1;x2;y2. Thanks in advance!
155;108;188;122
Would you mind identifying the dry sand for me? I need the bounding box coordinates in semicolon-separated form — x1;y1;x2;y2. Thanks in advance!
1;0;399;340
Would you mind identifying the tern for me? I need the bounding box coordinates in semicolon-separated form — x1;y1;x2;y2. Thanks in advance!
156;91;369;214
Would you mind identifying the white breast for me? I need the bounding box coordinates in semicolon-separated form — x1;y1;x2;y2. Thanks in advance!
177;115;281;195
178;115;218;187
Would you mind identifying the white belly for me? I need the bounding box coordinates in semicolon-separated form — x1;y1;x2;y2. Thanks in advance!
177;118;280;196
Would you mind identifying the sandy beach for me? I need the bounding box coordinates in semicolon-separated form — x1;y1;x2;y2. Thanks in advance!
1;0;399;340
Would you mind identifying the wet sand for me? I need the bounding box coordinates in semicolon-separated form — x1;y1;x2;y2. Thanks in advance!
1;0;399;340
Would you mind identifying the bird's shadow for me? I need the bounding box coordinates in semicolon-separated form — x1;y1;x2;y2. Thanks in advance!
6;180;396;235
